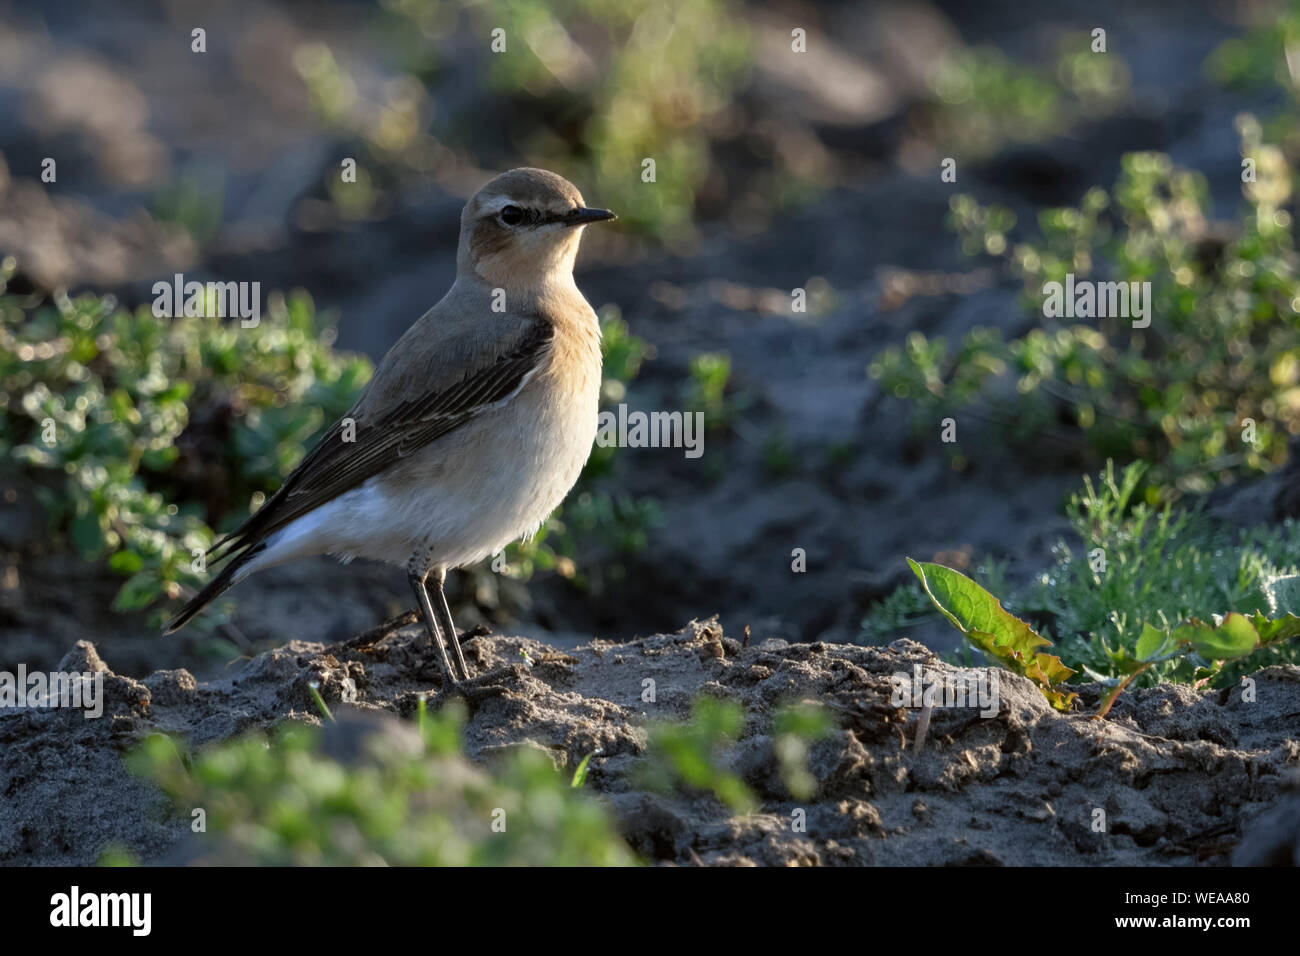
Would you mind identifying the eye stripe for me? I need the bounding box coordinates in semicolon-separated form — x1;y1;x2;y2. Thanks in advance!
484;200;582;227
490;205;568;227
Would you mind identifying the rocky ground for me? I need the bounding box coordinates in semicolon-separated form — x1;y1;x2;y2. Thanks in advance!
3;619;1297;866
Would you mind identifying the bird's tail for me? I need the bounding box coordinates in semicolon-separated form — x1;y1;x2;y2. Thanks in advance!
163;543;266;634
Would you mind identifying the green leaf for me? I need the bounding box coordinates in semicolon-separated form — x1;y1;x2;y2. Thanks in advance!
570;751;596;788
1101;639;1151;675
1135;622;1167;661
1264;574;1300;616
108;550;144;574
1185;613;1260;660
907;559;1049;655
1135;622;1184;662
113;570;162;612
1248;611;1300;645
908;558;1077;711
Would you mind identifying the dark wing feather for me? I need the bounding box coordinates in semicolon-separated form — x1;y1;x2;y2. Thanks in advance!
212;319;554;558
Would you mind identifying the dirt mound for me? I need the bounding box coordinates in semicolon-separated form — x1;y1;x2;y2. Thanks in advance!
2;620;1297;866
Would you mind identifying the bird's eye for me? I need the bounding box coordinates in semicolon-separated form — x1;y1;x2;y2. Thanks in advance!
500;205;524;226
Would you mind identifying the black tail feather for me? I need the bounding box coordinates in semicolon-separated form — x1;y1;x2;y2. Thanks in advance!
164;543;266;633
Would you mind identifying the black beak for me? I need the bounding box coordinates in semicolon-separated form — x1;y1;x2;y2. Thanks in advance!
563;206;617;227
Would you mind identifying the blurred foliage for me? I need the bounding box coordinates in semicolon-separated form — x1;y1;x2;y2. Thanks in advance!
872;120;1299;496
924;34;1130;158
638;695;832;809
1208;0;1300;160
118;691;835;864
589;305;653;473
475;0;750;236
771;700;832;801
760;426;794;478
298;0;752;238
152;171;225;244
124;702;636;865
684;351;750;432
0;259;366;620
298;11;1138;236
638;696;753;812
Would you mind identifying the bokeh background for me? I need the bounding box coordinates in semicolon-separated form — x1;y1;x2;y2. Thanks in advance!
3;0;1300;677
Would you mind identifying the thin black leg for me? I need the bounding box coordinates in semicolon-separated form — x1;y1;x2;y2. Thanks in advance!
408;569;460;688
429;567;470;681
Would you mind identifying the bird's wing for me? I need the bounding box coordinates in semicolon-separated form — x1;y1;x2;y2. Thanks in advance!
211;314;554;558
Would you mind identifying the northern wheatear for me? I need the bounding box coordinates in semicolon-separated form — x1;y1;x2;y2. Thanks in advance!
166;168;616;688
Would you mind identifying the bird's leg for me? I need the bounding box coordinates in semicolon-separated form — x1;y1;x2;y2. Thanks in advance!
429;567;471;681
408;567;460;689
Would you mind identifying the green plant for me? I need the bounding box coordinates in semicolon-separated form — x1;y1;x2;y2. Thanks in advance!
1;259;368;620
126;704;636;865
300;0;754;239
684;351;745;432
908;558;1078;711
860;559;1010;647
1088;595;1300;717
570;749;598;788
1014;461;1300;682
1208;0;1300;159
923;36;1129;159
872;123;1299;495
859;579;937;646
585;305;652;478
638;696;833;809
639;697;754;812
904;462;1300;714
486;0;750;237
306;682;335;722
772;701;832;800
152;172;225;244
761;426;794;477
910;554;1300;716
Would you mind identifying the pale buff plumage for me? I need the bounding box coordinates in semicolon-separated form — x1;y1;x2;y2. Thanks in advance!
166;168;615;687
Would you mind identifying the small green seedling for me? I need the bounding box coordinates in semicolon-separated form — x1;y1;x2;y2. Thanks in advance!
306;681;334;723
570;749;600;788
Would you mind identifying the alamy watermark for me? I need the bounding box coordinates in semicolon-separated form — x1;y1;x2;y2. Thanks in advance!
152;273;261;327
595;404;705;459
1042;273;1151;328
50;886;151;936
0;666;104;718
890;664;1000;718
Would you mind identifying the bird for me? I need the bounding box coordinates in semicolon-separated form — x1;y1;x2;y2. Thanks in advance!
165;167;617;689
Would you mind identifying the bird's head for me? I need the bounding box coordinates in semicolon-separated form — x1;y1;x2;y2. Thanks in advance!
458;167;615;293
